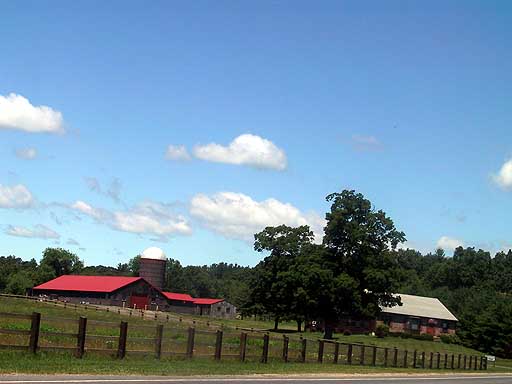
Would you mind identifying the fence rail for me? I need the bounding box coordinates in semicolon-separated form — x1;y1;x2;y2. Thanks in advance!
0;311;488;370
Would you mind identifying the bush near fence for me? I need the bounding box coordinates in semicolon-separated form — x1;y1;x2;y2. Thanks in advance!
0;311;488;370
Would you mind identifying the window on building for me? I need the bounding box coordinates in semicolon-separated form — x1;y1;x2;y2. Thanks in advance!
226;307;231;314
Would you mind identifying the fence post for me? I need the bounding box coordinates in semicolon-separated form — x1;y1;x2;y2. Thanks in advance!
421;352;425;369
474;355;478;370
186;327;195;358
429;352;433;369
443;353;447;369
360;345;365;365
240;332;247;362
464;355;467;369
469;355;473;370
318;340;324;363
261;333;269;364
372;346;377;366
28;312;41;354
479;356;483;370
451;354;455;369
117;321;128;359
384;348;388;367
76;316;87;358
413;350;417;368
282;336;289;363
457;354;461;369
300;338;307;363
483;356;487;370
393;348;398;367
214;330;223;361
333;342;339;364
436;352;441;369
155;324;164;359
403;350;408;368
347;343;353;365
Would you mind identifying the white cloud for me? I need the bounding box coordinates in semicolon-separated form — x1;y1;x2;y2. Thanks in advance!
492;159;512;190
351;135;382;152
0;93;64;134
193;134;287;170
5;224;60;239
165;145;191;161
15;147;37;160
437;236;464;251
190;192;324;243
0;184;34;208
72;200;107;220
71;200;191;239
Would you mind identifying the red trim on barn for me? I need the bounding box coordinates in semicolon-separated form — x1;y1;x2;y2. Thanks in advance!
162;292;195;302
193;298;224;305
33;275;143;293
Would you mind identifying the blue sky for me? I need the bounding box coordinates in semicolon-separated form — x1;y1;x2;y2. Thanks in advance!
1;1;511;267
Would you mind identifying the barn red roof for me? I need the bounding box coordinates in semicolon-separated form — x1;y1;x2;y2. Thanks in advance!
33;275;142;293
162;292;195;302
193;298;224;305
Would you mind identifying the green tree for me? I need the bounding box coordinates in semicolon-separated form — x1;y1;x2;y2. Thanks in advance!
5;271;34;295
321;190;405;338
39;248;83;277
247;225;314;330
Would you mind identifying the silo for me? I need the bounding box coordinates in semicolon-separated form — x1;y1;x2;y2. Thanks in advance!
139;247;166;290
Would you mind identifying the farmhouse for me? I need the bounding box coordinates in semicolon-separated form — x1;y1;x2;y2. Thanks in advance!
31;247;237;319
378;293;457;336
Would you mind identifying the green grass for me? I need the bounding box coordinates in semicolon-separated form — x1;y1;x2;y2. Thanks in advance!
1;295;510;375
0;350;506;376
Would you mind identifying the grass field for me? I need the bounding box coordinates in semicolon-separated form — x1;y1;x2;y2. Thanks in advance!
0;295;508;375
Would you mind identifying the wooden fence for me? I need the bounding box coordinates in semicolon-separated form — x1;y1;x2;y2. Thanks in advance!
0;311;488;370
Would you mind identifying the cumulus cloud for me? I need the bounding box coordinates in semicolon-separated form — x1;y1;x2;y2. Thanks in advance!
0;93;64;134
0;184;34;208
15;147;37;160
193;134;287;170
190;192;324;243
351;135;382;152
71;200;191;239
165;145;191;161
493;159;512;190
437;236;464;251
5;224;60;239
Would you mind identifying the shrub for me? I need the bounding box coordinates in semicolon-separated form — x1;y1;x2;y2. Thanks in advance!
440;334;460;344
343;329;352;336
375;324;389;338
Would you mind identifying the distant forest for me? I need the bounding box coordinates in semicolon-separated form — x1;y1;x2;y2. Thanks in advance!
2;190;512;358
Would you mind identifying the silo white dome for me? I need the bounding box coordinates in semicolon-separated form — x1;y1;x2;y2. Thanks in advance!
141;247;166;261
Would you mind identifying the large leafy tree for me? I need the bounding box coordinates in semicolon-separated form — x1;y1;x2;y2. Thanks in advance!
246;225;315;330
321;190;405;337
39;248;83;277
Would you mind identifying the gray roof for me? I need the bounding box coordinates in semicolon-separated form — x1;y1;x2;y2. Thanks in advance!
380;293;458;322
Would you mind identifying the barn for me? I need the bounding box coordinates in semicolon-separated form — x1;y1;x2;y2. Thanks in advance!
31;275;169;310
311;293;458;336
31;246;238;318
378;293;458;336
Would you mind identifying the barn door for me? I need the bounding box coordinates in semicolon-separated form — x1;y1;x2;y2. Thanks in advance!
130;294;149;309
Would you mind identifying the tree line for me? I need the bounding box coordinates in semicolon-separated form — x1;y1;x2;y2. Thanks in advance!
1;189;511;357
